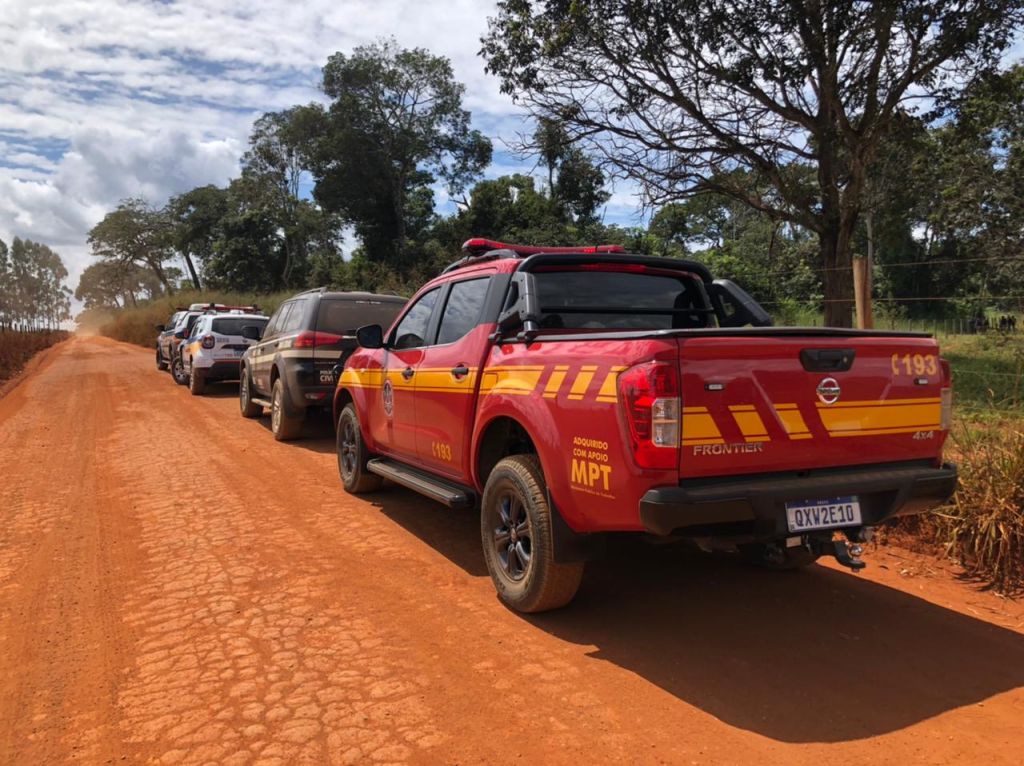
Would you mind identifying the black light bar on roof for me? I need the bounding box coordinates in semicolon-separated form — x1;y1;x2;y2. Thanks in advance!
461;238;626;256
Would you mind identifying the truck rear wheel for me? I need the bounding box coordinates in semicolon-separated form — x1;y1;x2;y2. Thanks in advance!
156;348;168;371
271;378;304;441
188;364;206;396
336;404;382;493
239;369;262;418
481;455;584;613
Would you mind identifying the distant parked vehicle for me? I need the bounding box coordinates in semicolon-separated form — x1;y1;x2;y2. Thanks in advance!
156;304;260;385
180;312;269;395
239;289;406;441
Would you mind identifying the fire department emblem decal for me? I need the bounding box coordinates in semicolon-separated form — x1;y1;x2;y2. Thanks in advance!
382;378;394;416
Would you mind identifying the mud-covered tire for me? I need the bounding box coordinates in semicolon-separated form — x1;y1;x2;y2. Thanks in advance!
480;455;584;613
171;353;188;386
738;542;821;571
188;364;206;396
239;369;262;418
156;348;168;371
336;404;382;493
270;378;304;441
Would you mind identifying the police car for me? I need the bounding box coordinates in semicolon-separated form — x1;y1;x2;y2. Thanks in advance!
180;310;269;395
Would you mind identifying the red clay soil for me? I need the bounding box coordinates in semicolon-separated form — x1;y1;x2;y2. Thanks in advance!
1;335;1022;765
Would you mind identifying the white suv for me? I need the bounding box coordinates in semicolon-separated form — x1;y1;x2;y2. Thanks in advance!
181;312;269;395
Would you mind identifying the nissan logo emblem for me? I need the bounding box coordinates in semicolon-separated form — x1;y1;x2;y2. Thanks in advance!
817;377;841;405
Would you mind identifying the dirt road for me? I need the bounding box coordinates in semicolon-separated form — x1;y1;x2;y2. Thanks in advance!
1;336;1023;765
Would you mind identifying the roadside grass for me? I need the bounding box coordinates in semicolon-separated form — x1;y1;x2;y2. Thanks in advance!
0;330;69;384
96;290;293;348
890;334;1024;593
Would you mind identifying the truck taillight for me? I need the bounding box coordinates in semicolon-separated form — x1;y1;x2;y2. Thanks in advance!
940;357;953;430
618;361;680;469
201;334;215;349
294;331;343;349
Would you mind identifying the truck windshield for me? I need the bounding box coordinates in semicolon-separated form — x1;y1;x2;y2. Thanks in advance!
534;270;713;330
317;298;406;335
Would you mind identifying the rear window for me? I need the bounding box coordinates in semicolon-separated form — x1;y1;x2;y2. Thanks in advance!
317;298;406;335
534;270;713;330
212;317;268;336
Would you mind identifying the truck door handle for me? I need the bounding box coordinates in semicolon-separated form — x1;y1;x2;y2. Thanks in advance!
451;364;469;378
401;366;415;380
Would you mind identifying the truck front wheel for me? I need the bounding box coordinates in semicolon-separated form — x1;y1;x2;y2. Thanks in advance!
481;455;584;613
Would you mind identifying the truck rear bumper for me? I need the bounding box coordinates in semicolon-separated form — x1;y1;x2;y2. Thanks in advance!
639;461;958;538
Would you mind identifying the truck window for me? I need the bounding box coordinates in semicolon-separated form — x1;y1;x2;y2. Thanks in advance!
264;303;290;337
391;287;441;349
280;299;307;334
317;298;405;336
437;278;489;345
534;270;712;330
212;317;268;336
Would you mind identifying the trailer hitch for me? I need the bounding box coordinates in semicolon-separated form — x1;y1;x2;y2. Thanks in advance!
831;539;866;571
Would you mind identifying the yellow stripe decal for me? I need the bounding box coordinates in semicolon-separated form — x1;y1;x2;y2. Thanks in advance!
682;408;723;444
480;366;545;396
568;366;598;400
818;401;941;435
595;366;627;403
542;365;570;399
729;404;770;443
773;403;812;440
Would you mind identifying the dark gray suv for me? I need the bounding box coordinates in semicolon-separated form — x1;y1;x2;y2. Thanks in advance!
239;288;406;440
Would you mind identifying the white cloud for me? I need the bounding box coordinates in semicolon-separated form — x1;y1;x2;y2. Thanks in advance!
0;0;525;297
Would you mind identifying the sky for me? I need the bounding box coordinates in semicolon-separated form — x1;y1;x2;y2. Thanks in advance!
0;0;644;305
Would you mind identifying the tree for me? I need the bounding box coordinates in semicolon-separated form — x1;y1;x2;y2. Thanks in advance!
0;238;71;330
88;198;177;293
300;38;492;265
74;261;165;309
167;185;231;290
483;0;1024;325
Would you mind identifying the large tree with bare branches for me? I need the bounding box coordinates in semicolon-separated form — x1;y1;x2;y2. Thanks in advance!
482;1;1024;325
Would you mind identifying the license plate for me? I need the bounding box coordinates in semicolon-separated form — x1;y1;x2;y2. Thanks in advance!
785;496;862;532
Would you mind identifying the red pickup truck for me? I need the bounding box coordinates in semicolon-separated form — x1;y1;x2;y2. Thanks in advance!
334;239;957;612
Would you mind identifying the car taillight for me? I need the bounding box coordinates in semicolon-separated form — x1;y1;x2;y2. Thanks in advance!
618;361;680;469
201;334;215;349
940;357;953;430
294;331;343;348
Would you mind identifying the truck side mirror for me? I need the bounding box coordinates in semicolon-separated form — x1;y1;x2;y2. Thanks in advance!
155;324;165;332
709;280;773;328
241;325;262;341
356;324;384;349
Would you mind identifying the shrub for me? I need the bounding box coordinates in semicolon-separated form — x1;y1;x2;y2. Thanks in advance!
0;330;69;384
96;291;294;348
933;423;1024;593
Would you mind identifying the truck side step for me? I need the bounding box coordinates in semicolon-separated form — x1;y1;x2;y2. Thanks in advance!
250;396;272;408
366;459;474;509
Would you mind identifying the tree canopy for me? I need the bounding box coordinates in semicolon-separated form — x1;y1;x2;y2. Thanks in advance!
482;0;1024;325
0;238;72;330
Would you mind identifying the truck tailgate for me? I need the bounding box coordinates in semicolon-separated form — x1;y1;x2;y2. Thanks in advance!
678;335;948;478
